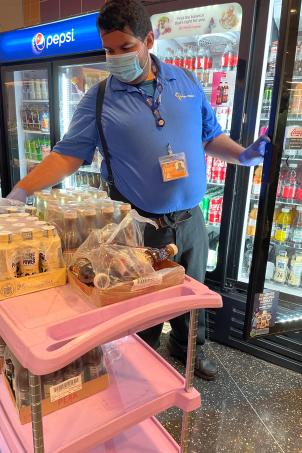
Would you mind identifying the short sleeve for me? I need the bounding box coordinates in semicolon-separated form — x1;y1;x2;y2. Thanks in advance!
53;84;99;165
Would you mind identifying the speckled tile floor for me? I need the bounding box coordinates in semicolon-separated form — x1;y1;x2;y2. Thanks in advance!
156;326;302;453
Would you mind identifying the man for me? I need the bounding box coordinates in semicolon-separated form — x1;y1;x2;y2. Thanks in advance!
8;0;268;380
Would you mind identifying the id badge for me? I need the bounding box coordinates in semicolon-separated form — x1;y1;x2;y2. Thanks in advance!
159;152;188;182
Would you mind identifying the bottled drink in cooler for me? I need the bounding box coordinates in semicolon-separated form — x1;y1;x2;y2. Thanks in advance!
287;253;302;287
273;249;288;283
251;166;262;196
290;206;302;245
274;208;292;242
247;204;258;237
281;164;298;201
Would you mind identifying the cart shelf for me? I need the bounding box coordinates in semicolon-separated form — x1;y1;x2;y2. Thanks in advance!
0;335;199;452
0;277;222;375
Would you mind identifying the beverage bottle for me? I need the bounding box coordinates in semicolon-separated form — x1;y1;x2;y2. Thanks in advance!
119;203;132;221
290;206;302;245
19;228;40;276
81;208;97;240
42;371;64;400
0;230;19;280
35;79;42;100
41;79;48;99
83;347;105;381
40;225;62;272
183;48;190;70
131;243;178;268
25;140;31;159
271;205;280;239
274;208;292;242
15;367;30;407
267;42;278;76
200;196;210;223
216;82;223;105
295;165;302;202
221;44;231;69
251;165;263;196
63;358;84;383
71;257;95;285
289;83;302;117
101;205;115;227
191;47;197;71
281;164;298;201
41;110;49;132
273;249;288;283
29;80;36;100
222;80;229;104
62;211;82;254
247;204;258;237
0;336;5;356
197;46;206;70
287;253;302;287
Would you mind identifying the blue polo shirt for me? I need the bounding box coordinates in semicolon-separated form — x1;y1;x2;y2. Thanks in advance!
54;56;222;214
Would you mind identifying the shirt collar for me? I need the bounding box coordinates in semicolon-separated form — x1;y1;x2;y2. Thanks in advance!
109;53;176;92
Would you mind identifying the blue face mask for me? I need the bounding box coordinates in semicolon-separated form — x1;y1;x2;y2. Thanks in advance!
106;49;148;83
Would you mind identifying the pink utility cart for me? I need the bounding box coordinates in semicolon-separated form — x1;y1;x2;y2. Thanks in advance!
0;276;222;452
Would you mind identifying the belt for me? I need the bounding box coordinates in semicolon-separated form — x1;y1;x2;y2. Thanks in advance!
152;209;193;229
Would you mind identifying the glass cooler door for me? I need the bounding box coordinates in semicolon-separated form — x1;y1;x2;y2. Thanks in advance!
56;60;109;189
151;3;243;273
1;65;51;187
245;0;302;338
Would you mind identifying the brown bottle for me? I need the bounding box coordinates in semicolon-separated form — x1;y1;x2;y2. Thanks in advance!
82;347;105;381
141;244;178;266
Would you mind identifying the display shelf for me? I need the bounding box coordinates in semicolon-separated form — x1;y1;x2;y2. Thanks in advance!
207;181;225;187
270;239;302;250
282;156;302;161
23;130;50;135
250;194;302;206
22;99;49;103
239;275;302;297
0;335;199;452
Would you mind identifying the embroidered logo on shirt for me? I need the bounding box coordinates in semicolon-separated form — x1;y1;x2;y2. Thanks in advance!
175;92;195;101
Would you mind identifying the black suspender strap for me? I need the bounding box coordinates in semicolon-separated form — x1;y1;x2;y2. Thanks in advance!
96;78;114;186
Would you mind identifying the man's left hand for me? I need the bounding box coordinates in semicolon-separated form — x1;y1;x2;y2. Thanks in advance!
239;135;270;166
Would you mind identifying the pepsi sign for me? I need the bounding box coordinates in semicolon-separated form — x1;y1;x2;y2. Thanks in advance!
0;13;102;63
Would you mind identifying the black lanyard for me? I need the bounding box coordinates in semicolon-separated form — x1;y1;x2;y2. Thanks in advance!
138;63;165;128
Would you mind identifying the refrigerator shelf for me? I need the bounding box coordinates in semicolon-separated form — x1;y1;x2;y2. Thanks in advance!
239;276;302;298
207;181;225;187
22;99;49;103
0;336;199;453
23;130;50;135
250;195;302;207
271;239;302;250
282;156;302;161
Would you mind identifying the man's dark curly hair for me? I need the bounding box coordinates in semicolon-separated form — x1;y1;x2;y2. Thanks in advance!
98;0;152;40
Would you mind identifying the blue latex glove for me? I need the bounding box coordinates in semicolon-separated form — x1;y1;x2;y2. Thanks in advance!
239;135;270;166
6;187;28;203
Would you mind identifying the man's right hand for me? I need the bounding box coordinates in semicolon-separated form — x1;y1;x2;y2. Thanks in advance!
6;152;84;200
7;187;28;203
